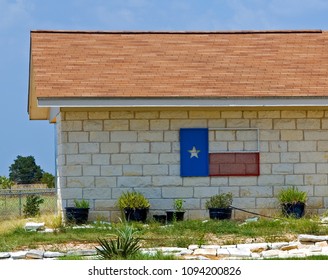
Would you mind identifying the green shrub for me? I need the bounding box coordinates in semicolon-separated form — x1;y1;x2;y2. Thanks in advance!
117;191;150;209
205;192;233;209
74;199;90;208
23;194;44;217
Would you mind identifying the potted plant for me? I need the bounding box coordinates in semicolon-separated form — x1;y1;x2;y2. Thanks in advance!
277;187;307;218
117;191;150;222
205;192;233;220
65;199;90;225
166;199;185;222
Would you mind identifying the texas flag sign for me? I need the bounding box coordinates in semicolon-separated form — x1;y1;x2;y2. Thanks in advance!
180;128;209;176
180;128;260;177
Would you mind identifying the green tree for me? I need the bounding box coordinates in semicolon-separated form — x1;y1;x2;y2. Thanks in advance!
9;155;44;184
41;172;55;188
0;176;14;189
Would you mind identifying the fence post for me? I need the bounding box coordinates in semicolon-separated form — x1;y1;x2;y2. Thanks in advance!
18;190;22;216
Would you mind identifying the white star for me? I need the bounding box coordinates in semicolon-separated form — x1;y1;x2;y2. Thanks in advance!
188;146;200;158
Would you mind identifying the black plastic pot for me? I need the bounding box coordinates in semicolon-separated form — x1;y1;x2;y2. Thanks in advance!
124;208;149;222
166;211;185;222
208;207;232;220
281;202;305;218
65;207;89;224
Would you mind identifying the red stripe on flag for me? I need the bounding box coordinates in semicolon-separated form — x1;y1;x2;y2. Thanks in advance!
209;152;260;176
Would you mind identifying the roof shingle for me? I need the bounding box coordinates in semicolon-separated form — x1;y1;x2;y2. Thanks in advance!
28;30;328;119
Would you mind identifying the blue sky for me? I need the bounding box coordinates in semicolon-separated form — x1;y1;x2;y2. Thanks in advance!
0;0;328;176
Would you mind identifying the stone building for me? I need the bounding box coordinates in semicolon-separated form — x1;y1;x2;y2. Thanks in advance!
28;30;328;221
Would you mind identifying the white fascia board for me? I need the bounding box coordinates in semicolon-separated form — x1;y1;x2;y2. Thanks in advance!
38;97;328;108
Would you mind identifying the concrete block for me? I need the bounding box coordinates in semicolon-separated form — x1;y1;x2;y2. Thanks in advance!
66;154;92;165
135;111;159;119
117;176;152;187
294;163;316;174
281;152;300;163
130;120;149;130
159;154;180;164
240;186;273;197
143;165;169;176
250;119;273;129
100;143;120;153
281;110;306;118
65;111;88;120
90;132;110;142
272;164;293;174
88;111;109;120
260;130;280;140
221;111;242;118
121;143;150;153
111;131;137;142
256;198;277;208
151;142;171;153
83;120;103;131
189;110;220;119
83;188;111;200
281;130;303;140
229;177;258;186
79;143;99;154
243;111;257;119
226;119;250;128
60;165;82;177
164;131;179;141
131;154;159;164
170;119;207;130
270;141;287;152
104;120;129;131
61;121;83;131
169;164;180;175
153;176;182;186
83;165;100;176
95;177;117;188
60;187;83;199
305;175;327;185
123;165;143;176
59;143;78;154
138;131;163;142
258;175;284;186
66;176;95;188
111;154;130;164
110;111;134;119
258;110;281;119
297;119;320;129
183;177;210;187
101;165;123;176
68;132;89;143
273;119;296;129
285;175;304;185
159;110;188;119
301;152;328;163
150;120;169;130
92;154;110;165
304;131;328;140
162;187;193;198
288;141;316;152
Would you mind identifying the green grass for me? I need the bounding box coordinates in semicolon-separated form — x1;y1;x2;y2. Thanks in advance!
1;216;328;253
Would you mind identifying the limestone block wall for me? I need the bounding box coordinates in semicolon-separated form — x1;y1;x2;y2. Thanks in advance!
56;108;328;221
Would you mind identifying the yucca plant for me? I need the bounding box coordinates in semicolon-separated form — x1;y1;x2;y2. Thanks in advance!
96;224;141;259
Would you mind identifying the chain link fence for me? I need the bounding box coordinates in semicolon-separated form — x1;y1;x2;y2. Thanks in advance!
0;188;57;220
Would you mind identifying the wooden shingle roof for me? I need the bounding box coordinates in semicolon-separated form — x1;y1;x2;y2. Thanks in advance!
28;30;328;120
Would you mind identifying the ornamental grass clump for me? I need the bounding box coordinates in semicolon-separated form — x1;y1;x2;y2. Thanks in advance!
277;187;307;205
